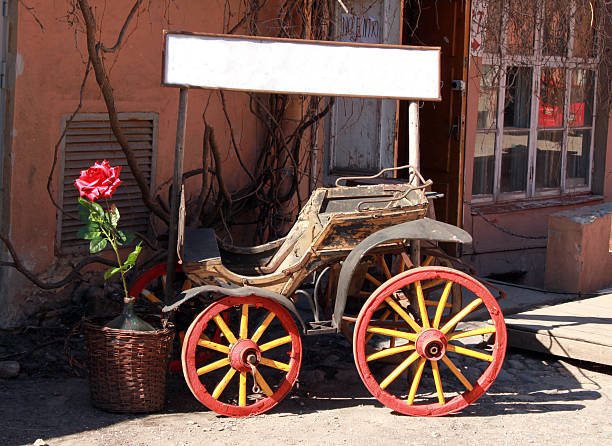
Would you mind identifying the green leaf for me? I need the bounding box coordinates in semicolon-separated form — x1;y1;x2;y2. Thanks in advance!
109;206;120;227
77;224;101;240
124;242;143;268
79;197;104;223
116;230;135;246
91;201;104;217
79;197;104;218
104;267;121;280
89;236;108;254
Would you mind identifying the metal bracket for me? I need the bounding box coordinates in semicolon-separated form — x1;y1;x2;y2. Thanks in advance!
0;60;6;89
451;80;465;91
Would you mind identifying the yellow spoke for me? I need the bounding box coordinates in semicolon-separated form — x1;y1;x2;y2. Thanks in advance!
239;371;247;407
422;278;444;290
380;351;420;390
415;281;430;329
446;344;493;362
365;273;382;287
254;371;274;397
441;355;473;391
390;313;398;348
366;326;418;342
182;280;192;291
432;281;454;328
424;300;452;308
260;357;291;372
399;256;406;273
431;361;445;405
259;335;292;352
179;331;185;345
212;368;237;399
406;358;427;405
365;309;392;343
197;357;230;376
448;326;496;341
440;298;483;334
240;304;249;339
380;256;392;280
213;314;238;344
251;312;276;343
367;344;415;362
384;297;422;333
197;339;230;354
422;255;434;267
141;289;162;304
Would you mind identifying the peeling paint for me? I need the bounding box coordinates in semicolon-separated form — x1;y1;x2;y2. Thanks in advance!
15;53;23;76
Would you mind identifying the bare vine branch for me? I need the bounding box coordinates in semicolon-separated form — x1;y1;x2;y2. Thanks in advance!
0;232;116;290
77;0;169;224
47;60;91;221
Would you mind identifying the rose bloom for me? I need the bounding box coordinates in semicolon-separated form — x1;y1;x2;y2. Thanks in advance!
75;160;122;202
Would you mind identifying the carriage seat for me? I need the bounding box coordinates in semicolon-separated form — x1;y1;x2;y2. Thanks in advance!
181;182;426;282
183;228;221;264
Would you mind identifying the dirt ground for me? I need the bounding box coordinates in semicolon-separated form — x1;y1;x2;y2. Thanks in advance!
2;331;612;446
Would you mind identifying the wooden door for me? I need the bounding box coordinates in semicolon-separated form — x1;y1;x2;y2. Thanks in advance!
325;0;402;183
398;0;470;226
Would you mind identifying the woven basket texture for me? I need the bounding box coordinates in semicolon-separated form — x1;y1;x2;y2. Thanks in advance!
84;322;174;413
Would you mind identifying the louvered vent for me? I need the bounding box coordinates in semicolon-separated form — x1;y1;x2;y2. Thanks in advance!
58;113;158;250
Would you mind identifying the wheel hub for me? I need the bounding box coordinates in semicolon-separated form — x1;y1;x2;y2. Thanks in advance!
415;328;447;361
229;339;261;372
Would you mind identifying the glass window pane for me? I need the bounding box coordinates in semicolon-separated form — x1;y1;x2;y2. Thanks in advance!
566;129;591;188
504;67;532;129
539;68;566;128
536;130;563;190
569;70;595;127
500;131;529;193
472;132;496;195
477;65;499;130
574;2;597;58
542;0;569;56
505;0;535;55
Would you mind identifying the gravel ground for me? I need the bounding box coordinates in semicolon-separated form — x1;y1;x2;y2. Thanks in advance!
1;332;611;446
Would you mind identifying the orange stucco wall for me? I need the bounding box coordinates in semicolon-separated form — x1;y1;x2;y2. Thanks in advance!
2;1;289;326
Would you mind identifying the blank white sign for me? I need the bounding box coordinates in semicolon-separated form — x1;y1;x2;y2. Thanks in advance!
163;33;440;100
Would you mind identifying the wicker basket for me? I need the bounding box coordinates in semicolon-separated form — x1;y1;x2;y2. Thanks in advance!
83;322;174;413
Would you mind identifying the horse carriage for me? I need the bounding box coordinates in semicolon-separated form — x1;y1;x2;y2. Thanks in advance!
128;32;507;417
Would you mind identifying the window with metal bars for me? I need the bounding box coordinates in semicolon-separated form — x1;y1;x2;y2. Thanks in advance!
57;113;158;251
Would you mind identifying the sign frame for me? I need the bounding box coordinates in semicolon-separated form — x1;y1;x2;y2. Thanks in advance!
162;30;441;101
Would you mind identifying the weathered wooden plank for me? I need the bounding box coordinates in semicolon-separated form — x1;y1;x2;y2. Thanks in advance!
505;294;612;365
507;327;612;366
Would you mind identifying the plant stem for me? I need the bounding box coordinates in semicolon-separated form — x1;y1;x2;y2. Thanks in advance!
103;198;130;300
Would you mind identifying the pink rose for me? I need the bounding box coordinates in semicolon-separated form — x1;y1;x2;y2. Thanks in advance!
74;160;122;202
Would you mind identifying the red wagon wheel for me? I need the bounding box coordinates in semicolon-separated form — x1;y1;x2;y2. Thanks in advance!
182;295;302;417
128;263;187;303
128;263;218;372
341;252;462;353
353;266;506;416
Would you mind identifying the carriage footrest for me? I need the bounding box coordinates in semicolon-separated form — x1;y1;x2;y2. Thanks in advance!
306;320;337;335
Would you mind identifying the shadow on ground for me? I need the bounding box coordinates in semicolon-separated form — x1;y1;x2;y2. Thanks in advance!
1;335;605;446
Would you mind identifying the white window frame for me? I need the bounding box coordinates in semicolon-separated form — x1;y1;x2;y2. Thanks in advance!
472;0;599;203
